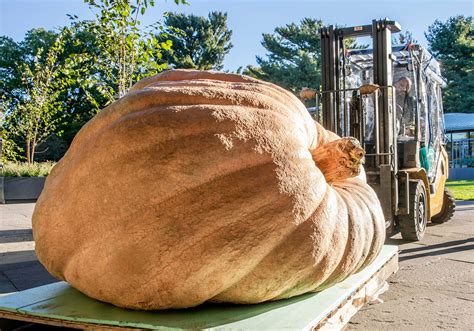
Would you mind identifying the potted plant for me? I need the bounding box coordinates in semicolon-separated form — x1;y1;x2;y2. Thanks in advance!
0;162;54;203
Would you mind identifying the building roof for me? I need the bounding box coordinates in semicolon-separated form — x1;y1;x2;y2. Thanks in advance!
444;113;474;132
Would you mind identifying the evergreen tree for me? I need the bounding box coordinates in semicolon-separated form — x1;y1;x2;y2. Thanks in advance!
397;30;417;45
160;12;233;70
426;16;474;113
243;18;323;94
242;18;364;95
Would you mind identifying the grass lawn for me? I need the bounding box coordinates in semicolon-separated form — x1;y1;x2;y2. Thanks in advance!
446;180;474;201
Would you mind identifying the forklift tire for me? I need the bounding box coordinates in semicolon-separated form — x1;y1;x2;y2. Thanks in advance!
431;188;456;224
399;180;428;241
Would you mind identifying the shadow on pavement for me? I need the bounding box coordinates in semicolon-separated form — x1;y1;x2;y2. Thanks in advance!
385;237;407;245
0;250;37;267
401;237;474;254
454;207;474;212
399;244;474;262
0;229;33;244
0;260;57;293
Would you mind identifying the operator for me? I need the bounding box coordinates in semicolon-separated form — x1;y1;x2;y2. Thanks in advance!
394;76;416;137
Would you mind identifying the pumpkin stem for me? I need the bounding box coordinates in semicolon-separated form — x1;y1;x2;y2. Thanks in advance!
310;137;365;184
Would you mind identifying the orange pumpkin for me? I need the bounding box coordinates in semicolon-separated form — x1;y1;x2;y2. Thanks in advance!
32;69;385;310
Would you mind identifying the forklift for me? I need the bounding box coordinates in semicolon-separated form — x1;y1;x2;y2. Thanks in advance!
314;19;455;241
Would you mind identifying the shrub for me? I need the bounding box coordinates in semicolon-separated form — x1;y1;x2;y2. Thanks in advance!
1;161;55;177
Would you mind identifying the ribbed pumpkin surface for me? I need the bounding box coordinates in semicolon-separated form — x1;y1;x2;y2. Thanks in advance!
32;69;385;310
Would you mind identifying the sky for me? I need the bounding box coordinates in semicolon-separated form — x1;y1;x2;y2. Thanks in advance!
1;0;472;71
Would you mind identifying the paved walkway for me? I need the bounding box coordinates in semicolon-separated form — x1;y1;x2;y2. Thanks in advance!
0;203;56;293
350;200;474;330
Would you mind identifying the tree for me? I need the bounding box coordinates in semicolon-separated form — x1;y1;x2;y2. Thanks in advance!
396;30;417;45
50;0;182;148
426;16;474;113
2;29;69;163
159;12;233;70
242;18;364;96
1;0;186;162
53;0;185;145
0;30;58;109
0;27;107;161
79;0;181;100
242;18;322;94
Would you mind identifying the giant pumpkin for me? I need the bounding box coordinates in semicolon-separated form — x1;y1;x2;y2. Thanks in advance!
32;69;385;310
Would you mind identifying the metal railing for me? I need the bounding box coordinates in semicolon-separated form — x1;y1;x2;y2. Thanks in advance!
448;138;474;168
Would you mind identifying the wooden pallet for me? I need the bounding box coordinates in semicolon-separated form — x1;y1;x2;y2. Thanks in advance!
0;245;398;330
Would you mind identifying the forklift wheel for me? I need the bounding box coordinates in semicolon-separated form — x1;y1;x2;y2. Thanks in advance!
399;180;428;241
431;188;456;224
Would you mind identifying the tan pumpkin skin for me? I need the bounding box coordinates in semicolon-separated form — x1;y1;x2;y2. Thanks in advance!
32;69;385;310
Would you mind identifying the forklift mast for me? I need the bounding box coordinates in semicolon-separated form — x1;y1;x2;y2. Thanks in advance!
320;19;401;228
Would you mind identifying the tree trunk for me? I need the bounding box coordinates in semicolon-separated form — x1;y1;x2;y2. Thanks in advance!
31;128;39;164
31;139;36;164
26;139;31;164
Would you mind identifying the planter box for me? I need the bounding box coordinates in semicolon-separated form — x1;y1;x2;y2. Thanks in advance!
0;177;46;203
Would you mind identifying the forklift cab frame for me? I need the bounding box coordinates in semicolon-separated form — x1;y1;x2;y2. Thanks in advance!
318;19;454;240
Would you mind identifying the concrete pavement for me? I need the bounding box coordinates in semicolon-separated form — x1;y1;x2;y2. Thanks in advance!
0;203;56;293
349;200;474;330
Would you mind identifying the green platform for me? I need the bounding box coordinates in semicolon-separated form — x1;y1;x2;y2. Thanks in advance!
0;245;398;330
